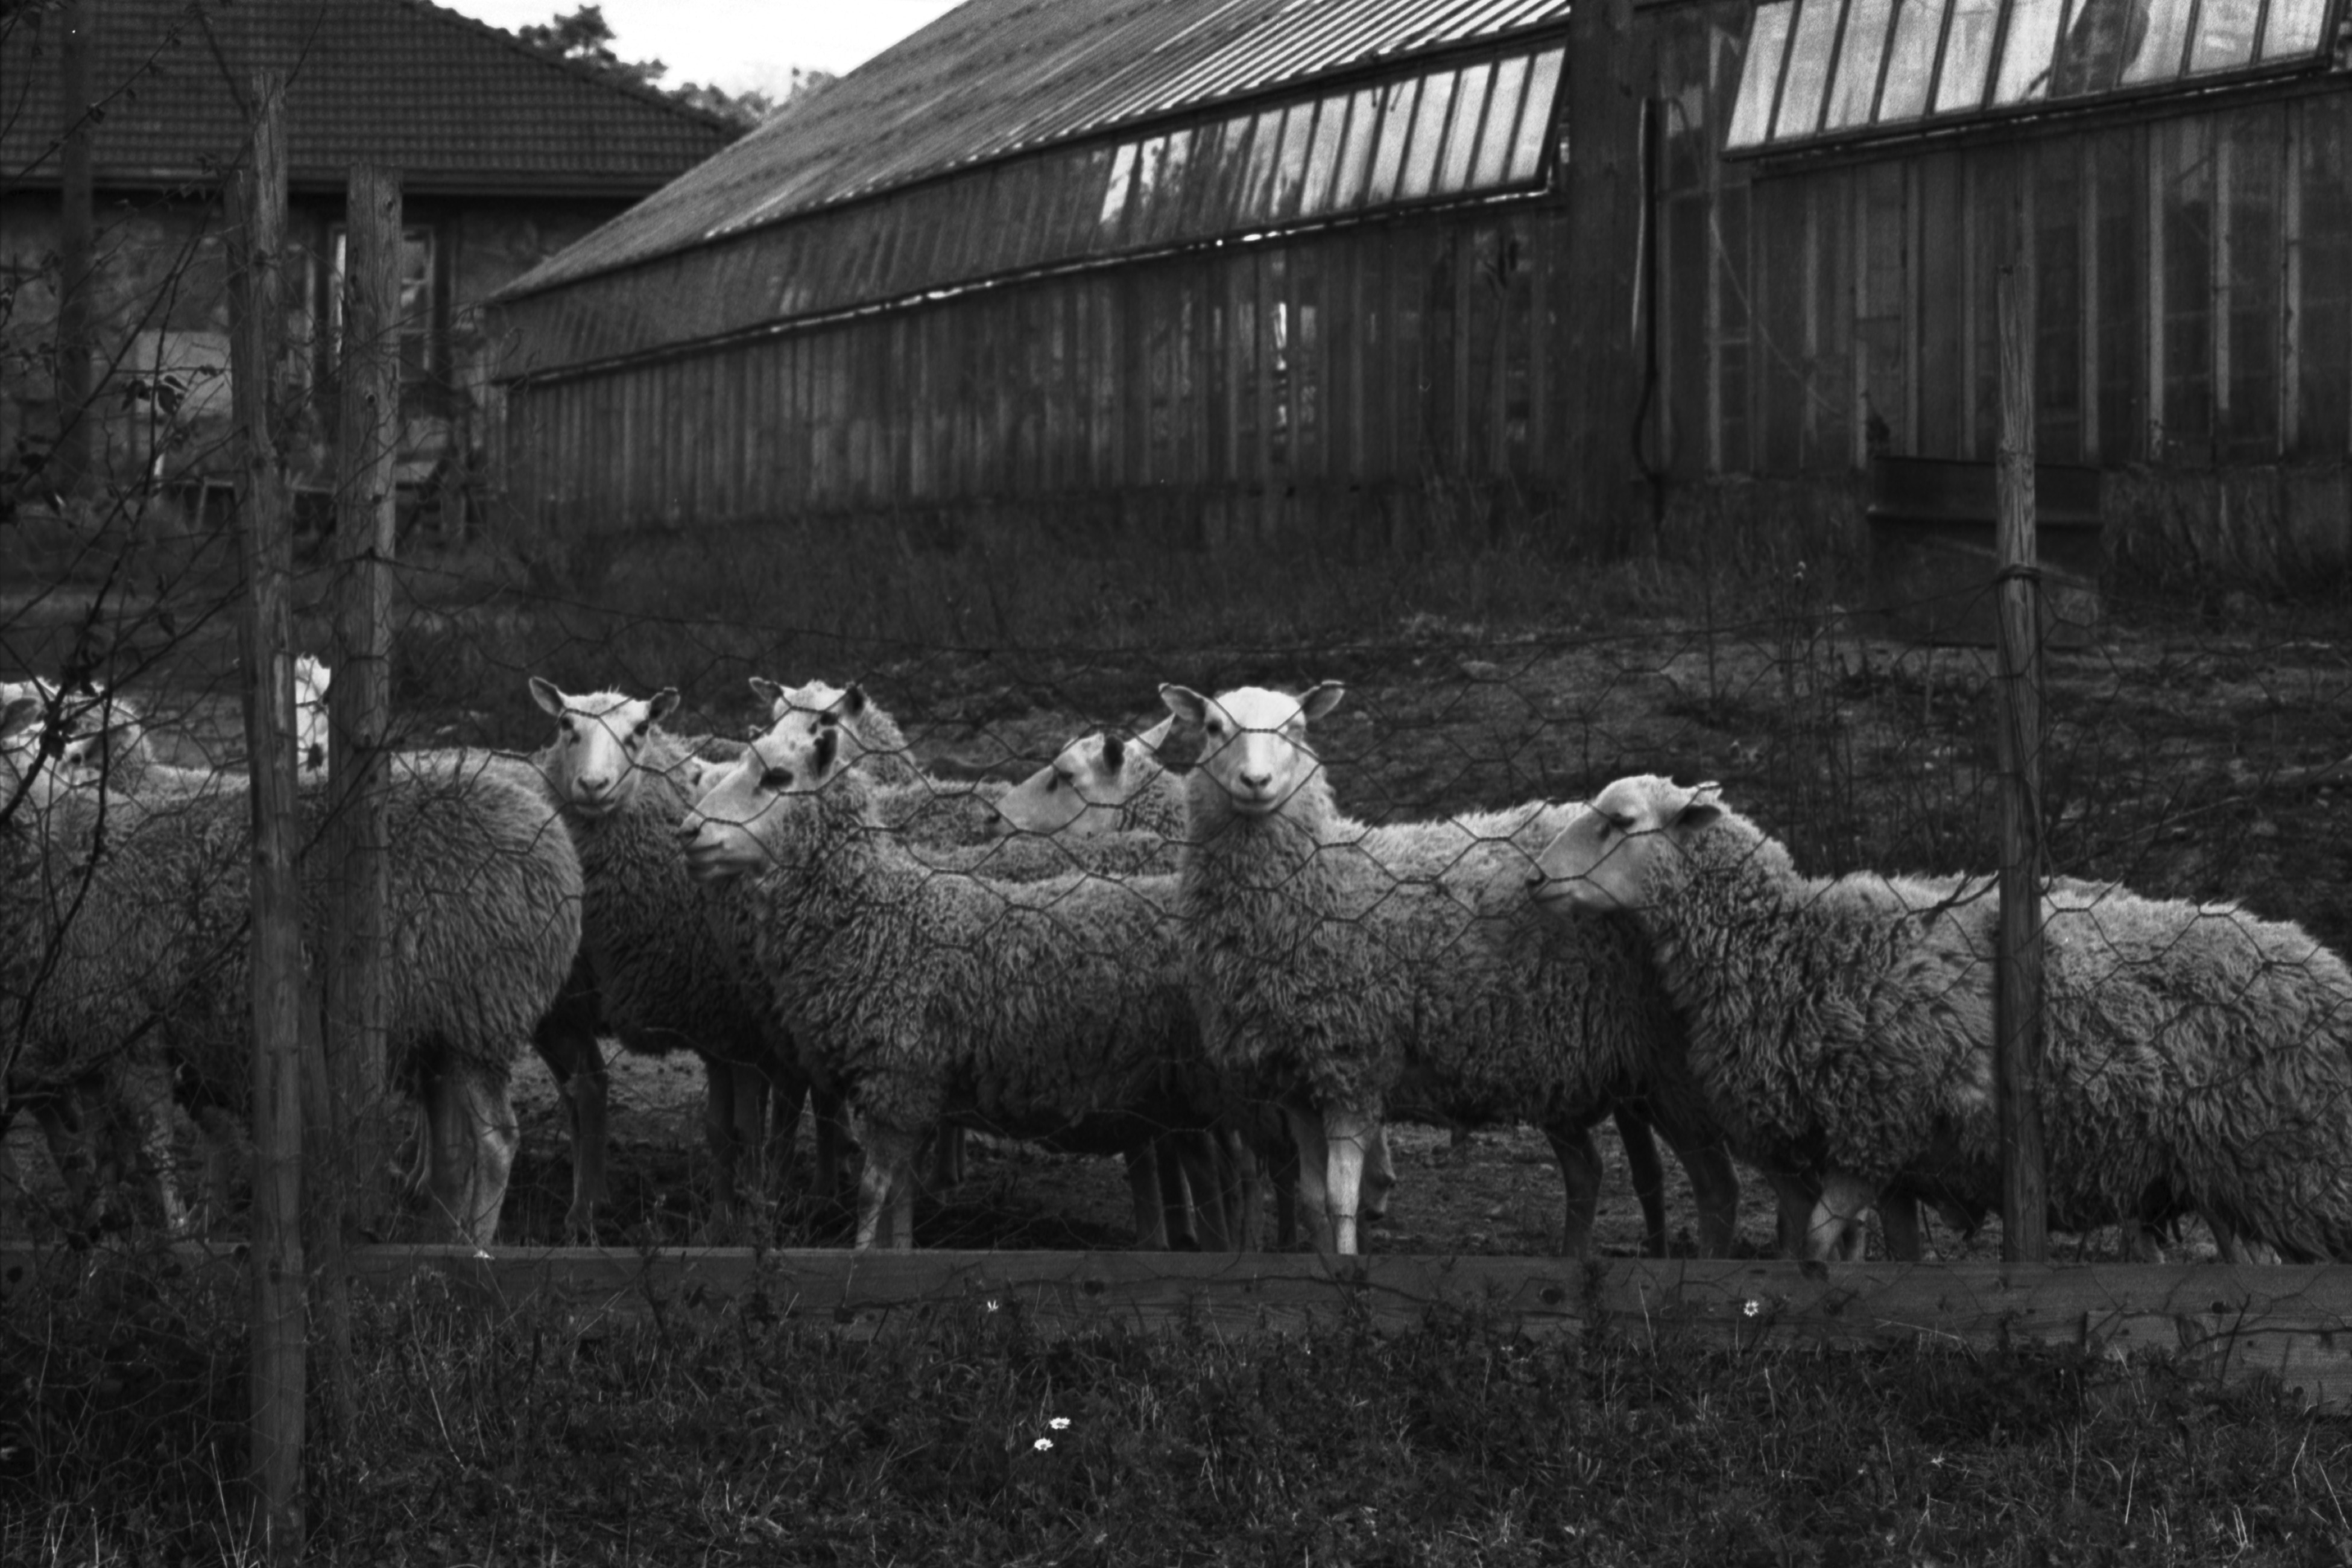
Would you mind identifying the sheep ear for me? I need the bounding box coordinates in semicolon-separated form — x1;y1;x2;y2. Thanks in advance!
0;695;38;742
1136;714;1175;756
838;682;869;720
1160;684;1207;724
528;676;566;717
748;676;784;712
1671;783;1724;833
1300;681;1345;723
1101;731;1124;773
812;726;838;777
648;688;681;726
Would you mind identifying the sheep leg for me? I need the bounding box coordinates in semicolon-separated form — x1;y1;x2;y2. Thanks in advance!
32;1096;99;1229
809;1087;852;1202
1214;1129;1254;1251
1155;1134;1200;1250
1123;1142;1171;1249
1647;1111;1742;1260
1805;1172;1877;1263
1172;1131;1230;1252
1766;1169;1818;1259
1282;1107;1332;1253
855;1124;922;1250
121;1058;192;1235
529;968;609;1241
928;1127;968;1192
1612;1104;1669;1257
1359;1123;1397;1227
424;1069;519;1245
698;1055;750;1228
1877;1195;1926;1262
1318;1105;1374;1257
1543;1124;1604;1259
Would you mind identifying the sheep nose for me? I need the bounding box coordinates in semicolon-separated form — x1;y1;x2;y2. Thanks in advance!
1238;770;1272;793
1525;871;1547;893
304;744;325;771
675;819;702;843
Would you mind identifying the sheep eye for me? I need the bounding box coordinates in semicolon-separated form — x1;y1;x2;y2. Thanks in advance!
1048;771;1070;794
760;767;794;791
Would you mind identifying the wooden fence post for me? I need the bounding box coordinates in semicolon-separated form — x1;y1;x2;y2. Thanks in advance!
229;69;308;1560
318;162;402;1447
1993;259;2048;1265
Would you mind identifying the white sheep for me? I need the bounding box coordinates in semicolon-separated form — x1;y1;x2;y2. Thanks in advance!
680;696;1227;1253
748;675;1012;848
528;678;817;1230
1160;682;1739;1260
0;692;581;1242
1529;774;2352;1262
995;718;1184;842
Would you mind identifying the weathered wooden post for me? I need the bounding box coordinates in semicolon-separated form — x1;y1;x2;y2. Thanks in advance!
52;0;96;499
228;69;308;1559
317;163;402;1446
1992;259;2048;1264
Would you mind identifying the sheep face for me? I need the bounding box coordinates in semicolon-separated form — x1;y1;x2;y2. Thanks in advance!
747;674;893;765
677;710;849;882
528;678;681;820
1531;774;1723;917
1159;682;1341;818
996;715;1174;837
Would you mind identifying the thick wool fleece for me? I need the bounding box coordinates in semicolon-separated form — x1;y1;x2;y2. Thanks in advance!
1177;770;1715;1158
4;754;580;1135
913;824;1177;882
1619;794;2352;1259
730;767;1210;1153
554;727;780;1073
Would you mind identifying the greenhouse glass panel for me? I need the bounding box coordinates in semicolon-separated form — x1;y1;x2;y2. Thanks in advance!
1994;0;2072;102
1299;93;1350;215
1877;0;1948;119
1096;142;1139;247
1726;0;1794;147
1825;0;1897;128
1439;60;1495;191
2047;0;2136;93
1934;0;2003;111
1142;131;1197;246
1397;69;1458;199
2123;0;2195;82
1473;54;1533;185
1240;108;1288;223
1774;0;1844;139
1271;102;1318;220
2262;0;2330;57
1365;76;1422;203
1330;85;1383;209
1508;48;1564;180
2187;0;2262;71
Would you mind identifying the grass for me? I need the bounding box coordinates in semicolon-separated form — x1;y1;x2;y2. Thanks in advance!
5;1253;2349;1566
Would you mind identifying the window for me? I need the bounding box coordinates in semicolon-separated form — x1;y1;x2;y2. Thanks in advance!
1727;0;2345;152
326;224;437;382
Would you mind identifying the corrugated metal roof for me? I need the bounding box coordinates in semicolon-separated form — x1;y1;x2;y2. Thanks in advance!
499;0;1569;300
0;0;736;197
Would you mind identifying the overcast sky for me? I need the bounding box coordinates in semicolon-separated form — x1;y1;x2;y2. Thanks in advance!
437;1;964;98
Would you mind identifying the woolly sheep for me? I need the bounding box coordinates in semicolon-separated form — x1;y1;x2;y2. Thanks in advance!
1159;682;1739;1259
995;717;1186;842
528;678;815;1229
0;694;581;1242
679;700;1227;1253
1530;774;2352;1262
749;676;1010;847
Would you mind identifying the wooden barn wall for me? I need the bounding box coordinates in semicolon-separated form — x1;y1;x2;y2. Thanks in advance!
1646;0;2352;574
502;204;1572;555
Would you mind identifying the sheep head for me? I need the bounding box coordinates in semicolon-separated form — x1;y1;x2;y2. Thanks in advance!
678;701;854;882
996;714;1174;838
1531;774;1724;917
1160;682;1341;818
528;677;681;819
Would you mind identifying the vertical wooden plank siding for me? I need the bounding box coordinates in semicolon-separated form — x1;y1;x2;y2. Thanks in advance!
2034;141;2085;463
2222;105;2283;461
1917;154;1964;460
2299;96;2352;456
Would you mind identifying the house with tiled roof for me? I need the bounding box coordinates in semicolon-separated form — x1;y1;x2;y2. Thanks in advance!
1;0;736;523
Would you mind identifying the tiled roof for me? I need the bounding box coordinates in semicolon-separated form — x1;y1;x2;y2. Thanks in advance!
500;0;1570;299
0;0;737;197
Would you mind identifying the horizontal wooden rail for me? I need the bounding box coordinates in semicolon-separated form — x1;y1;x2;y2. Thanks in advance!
9;1245;2350;1409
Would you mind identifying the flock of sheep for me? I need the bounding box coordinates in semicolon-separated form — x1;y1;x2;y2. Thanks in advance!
5;662;2352;1264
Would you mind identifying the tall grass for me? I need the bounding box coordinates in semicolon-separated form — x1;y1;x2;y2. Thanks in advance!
5;1254;2347;1566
